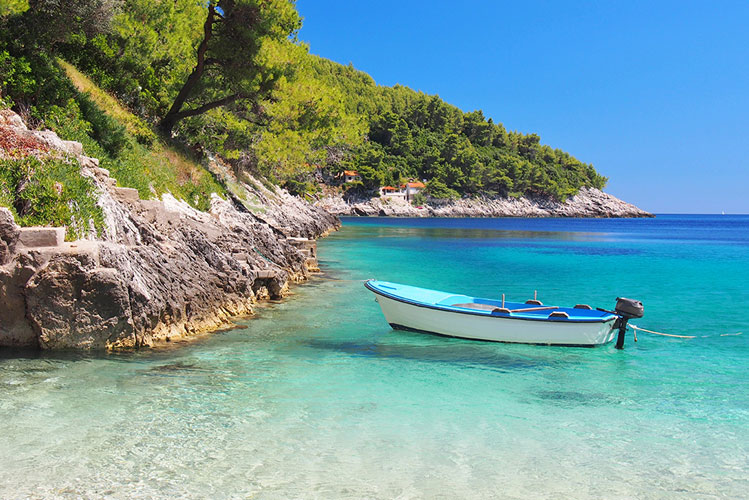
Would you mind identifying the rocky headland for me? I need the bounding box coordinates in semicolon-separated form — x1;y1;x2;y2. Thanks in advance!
0;110;338;350
317;188;652;218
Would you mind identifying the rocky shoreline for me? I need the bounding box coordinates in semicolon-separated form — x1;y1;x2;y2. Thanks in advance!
0;111;338;350
0;107;650;351
317;188;652;218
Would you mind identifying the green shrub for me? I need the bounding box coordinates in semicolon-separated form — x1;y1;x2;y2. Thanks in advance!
0;49;34;101
424;179;460;200
38;99;96;149
0;155;104;239
0;1;29;18
283;177;320;197
343;180;364;192
77;93;129;156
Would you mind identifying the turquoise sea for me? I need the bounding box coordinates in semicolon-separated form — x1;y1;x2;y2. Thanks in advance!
1;215;747;499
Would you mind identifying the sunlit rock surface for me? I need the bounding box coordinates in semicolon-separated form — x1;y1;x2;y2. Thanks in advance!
0;110;338;349
318;187;652;218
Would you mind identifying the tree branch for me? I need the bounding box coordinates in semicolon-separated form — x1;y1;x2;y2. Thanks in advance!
159;3;217;134
172;93;243;120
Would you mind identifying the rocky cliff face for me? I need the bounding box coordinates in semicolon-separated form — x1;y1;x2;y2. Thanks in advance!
0;111;338;349
317;188;653;218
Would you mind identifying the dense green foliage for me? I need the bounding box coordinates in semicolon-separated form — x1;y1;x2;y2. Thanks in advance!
0;155;104;239
24;0;119;48
1;0;607;209
0;4;225;231
158;0;302;135
309;57;607;200
54;0;360;189
0;29;223;210
0;0;27;19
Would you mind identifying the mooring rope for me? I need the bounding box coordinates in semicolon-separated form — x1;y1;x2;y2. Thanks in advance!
629;325;695;338
630;324;743;340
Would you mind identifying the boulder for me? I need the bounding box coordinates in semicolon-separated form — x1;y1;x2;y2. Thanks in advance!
25;254;136;349
0;253;41;346
0;208;20;265
0;109;27;130
17;227;66;248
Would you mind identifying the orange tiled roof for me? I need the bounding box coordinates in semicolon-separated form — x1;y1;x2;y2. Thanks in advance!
406;181;425;189
344;170;359;176
382;186;397;191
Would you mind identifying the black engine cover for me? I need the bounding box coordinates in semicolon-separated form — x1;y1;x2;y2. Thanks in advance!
615;297;644;318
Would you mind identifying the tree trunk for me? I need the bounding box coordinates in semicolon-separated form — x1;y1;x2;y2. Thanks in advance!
158;4;216;136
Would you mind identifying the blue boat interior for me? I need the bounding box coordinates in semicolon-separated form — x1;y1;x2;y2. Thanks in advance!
366;280;617;322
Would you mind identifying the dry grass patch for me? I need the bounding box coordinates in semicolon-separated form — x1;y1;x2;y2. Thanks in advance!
58;59;225;209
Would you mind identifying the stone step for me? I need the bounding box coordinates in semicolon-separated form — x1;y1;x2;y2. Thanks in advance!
232;252;249;262
114;187;140;201
286;237;315;248
140;199;181;226
140;199;162;211
18;227;66;247
255;269;278;279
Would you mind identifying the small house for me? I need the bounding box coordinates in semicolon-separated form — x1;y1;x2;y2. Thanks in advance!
344;170;361;183
401;181;425;201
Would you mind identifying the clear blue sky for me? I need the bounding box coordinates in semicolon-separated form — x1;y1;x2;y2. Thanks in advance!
297;1;749;214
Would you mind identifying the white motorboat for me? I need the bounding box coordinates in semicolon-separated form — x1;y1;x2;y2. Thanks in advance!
365;280;643;348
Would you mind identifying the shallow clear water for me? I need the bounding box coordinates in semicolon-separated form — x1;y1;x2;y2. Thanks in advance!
1;215;747;499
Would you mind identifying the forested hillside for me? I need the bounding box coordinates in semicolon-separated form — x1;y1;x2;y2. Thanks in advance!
1;0;607;212
308;57;607;200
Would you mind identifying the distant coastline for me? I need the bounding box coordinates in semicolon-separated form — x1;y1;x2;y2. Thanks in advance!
317;187;653;218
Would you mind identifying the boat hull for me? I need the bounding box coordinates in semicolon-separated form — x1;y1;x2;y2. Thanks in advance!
374;292;618;347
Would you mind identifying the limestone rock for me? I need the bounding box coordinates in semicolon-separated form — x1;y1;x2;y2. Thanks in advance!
0;208;20;265
25;254;136;349
0;253;43;346
222;170;340;238
0;109;339;350
0;109;27;130
317;187;652;218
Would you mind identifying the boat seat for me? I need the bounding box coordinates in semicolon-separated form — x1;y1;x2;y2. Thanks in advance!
574;304;592;310
525;299;543;305
491;307;512;314
451;303;513;315
452;302;499;312
549;311;570;319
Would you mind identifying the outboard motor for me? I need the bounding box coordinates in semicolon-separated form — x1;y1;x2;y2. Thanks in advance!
614;297;644;349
